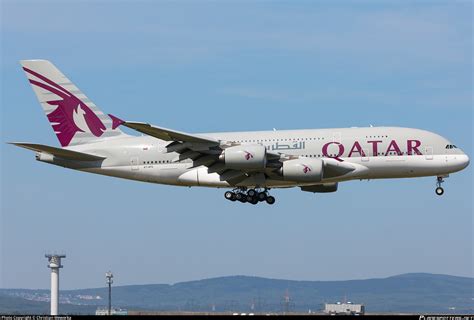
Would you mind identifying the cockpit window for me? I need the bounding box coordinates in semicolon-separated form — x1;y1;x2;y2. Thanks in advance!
445;144;458;149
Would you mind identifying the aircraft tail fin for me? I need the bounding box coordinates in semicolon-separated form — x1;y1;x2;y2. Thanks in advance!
20;60;127;147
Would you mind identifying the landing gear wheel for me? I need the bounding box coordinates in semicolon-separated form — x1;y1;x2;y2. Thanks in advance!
257;192;267;202
435;177;446;196
266;196;276;205
225;191;236;201
247;189;257;197
250;197;259;205
238;193;247;203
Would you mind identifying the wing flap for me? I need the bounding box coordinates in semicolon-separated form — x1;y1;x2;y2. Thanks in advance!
207;162;226;174
190;155;218;168
219;170;248;183
175;150;201;162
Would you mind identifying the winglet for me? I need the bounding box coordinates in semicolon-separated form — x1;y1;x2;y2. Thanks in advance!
108;114;125;130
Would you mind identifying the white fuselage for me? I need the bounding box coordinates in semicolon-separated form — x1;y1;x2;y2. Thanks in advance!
41;126;469;189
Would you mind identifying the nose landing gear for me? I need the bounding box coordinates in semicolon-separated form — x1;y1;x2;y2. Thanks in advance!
224;188;275;205
435;176;445;196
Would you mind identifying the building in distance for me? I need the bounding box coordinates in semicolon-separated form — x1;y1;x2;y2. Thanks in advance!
323;302;365;315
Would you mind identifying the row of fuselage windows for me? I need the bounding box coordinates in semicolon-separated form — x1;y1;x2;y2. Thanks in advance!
233;136;390;143
144;160;171;164
234;137;325;143
304;151;418;158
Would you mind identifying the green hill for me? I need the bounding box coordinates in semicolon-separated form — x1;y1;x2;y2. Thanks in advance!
0;294;95;315
1;273;472;314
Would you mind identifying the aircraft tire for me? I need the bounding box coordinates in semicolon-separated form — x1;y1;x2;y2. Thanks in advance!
257;192;267;201
435;187;444;196
266;196;276;205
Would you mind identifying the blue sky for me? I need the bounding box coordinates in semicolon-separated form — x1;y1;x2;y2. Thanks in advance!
1;1;472;289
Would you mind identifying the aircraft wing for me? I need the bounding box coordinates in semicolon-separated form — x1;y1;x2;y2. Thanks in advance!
109;115;355;185
108;114;219;144
109;114;252;183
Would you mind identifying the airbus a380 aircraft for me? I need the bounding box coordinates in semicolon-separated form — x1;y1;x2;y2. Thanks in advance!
11;60;470;205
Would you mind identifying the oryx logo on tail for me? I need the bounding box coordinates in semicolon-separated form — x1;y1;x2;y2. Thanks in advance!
302;164;311;174
23;67;106;147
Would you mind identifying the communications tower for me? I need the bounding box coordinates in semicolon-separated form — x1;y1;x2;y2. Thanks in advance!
106;271;114;315
45;253;66;315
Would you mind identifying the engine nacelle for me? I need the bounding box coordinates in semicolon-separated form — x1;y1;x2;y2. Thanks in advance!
281;158;323;182
36;152;54;163
220;144;267;170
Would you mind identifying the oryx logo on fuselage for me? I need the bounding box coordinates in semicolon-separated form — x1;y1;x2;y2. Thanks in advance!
302;164;311;174
23;67;106;147
244;151;254;160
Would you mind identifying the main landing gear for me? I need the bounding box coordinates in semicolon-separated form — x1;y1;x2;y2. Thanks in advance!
435;176;445;196
224;188;275;205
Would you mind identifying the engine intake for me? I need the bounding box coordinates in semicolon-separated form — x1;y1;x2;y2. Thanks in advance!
220;144;267;170
281;158;323;182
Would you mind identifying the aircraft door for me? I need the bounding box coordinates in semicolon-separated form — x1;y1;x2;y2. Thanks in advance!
131;157;139;170
424;147;433;160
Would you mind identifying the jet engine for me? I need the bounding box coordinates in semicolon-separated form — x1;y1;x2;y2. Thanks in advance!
220;144;267;170
280;158;323;182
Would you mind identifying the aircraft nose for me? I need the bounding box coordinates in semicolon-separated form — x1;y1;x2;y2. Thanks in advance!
460;153;470;169
447;153;470;173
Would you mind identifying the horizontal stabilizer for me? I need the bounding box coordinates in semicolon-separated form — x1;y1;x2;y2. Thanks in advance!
10;143;105;161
